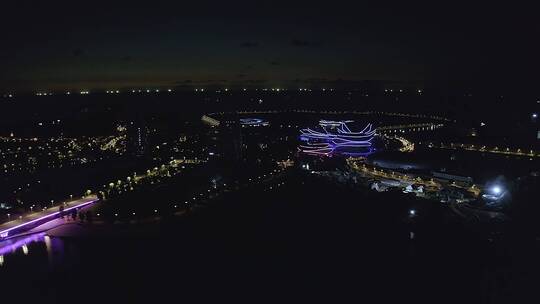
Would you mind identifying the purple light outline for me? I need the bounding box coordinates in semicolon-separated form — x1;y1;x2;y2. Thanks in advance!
0;199;98;239
299;121;375;156
0;232;46;255
301;123;376;141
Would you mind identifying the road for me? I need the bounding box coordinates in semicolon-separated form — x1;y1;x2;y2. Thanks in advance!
0;196;98;240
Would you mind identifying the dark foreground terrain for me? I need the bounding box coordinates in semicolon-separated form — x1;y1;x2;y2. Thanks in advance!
2;173;539;304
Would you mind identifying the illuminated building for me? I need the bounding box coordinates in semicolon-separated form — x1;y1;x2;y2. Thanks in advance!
239;118;270;127
299;120;375;156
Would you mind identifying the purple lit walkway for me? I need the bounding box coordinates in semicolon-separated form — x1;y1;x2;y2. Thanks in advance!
0;196;98;240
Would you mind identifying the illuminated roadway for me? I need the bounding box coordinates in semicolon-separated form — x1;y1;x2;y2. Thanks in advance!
0;196;98;241
417;141;539;158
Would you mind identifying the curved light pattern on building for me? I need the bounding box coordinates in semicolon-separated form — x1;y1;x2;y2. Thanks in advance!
239;118;269;127
319;120;354;127
299;120;376;156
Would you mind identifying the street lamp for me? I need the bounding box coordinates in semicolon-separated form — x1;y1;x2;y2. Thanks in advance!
482;183;507;202
491;186;502;195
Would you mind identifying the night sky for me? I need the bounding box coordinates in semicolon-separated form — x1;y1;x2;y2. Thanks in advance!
2;1;539;92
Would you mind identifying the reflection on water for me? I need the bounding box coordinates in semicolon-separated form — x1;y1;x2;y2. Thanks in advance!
0;232;63;268
0;233;46;256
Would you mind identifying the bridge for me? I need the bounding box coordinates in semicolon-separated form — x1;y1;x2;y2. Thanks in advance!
0;196;98;241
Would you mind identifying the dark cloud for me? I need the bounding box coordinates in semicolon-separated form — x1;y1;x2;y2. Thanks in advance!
243;79;266;84
240;41;259;48
172;79;230;87
190;79;229;84
291;39;323;48
304;78;329;83
172;80;193;84
2;2;538;92
72;48;85;57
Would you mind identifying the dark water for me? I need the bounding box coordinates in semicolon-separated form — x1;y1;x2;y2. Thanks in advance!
1;174;539;303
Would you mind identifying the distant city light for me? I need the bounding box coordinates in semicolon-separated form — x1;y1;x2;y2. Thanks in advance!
409;209;416;216
532;113;538;118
